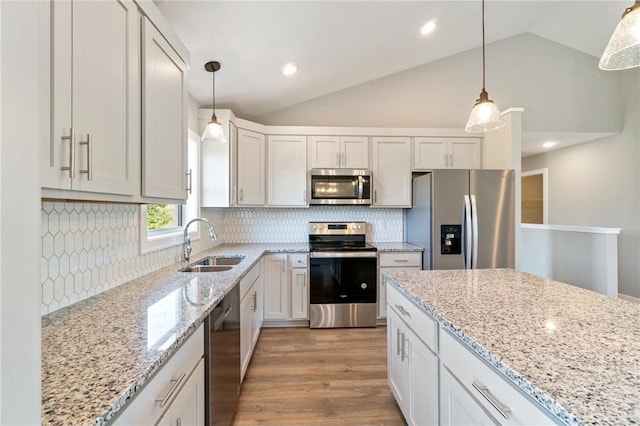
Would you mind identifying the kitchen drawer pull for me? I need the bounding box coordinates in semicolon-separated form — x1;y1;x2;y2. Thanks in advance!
79;134;92;180
156;372;187;407
393;259;409;263
472;381;511;419
394;304;411;318
61;128;75;178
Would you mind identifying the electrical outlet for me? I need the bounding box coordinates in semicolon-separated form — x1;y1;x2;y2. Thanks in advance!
108;234;122;260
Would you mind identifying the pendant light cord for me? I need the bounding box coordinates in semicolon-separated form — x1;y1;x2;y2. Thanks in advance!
482;0;486;92
212;70;216;111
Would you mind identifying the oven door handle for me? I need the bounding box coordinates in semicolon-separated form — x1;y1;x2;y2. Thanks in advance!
310;251;377;258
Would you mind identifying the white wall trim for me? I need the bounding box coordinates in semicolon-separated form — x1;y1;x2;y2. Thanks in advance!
522;223;622;235
618;293;640;304
522;167;549;224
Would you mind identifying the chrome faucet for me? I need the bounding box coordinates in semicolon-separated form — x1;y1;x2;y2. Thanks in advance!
183;217;217;262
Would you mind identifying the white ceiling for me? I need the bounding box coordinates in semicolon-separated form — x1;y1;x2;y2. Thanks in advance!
157;0;629;154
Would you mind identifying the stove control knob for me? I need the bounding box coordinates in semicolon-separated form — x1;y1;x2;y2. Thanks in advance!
357;225;363;230
312;225;317;230
351;224;356;230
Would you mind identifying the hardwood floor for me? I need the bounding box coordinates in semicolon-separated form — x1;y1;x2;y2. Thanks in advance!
234;326;405;426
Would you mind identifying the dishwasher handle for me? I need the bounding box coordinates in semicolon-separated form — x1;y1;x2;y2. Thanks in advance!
213;304;233;330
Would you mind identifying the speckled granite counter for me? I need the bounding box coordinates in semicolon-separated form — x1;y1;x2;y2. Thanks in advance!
383;268;640;426
371;242;423;252
41;243;308;426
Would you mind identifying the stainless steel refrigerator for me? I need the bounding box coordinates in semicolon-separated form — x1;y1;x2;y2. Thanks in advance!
405;170;515;270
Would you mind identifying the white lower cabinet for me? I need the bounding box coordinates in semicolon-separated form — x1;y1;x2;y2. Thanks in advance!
440;365;498;426
156;358;205;426
387;300;438;426
240;261;263;381
378;252;422;319
112;324;204;425
387;283;558;426
263;253;309;323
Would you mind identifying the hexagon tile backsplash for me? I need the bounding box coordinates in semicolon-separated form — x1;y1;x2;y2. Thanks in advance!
41;202;403;315
222;206;403;243
40;202;186;315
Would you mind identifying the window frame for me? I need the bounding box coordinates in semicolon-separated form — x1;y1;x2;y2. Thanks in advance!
140;129;202;254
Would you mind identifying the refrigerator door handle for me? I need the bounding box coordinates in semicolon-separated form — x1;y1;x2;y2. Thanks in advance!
463;195;472;269
471;194;479;269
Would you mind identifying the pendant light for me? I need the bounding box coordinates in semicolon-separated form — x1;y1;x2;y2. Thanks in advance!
201;61;226;143
599;1;640;70
465;0;505;133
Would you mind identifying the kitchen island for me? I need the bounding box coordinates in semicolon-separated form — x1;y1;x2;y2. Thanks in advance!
384;268;640;425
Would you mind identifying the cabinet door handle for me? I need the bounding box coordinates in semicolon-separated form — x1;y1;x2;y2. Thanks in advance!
60;128;75;178
336;152;340;167
176;418;182;426
186;169;193;194
449;154;454;168
472;381;511;419
156;372;186;407
396;328;402;356
303;190;307;203
374;190;377;204
394;304;411;318
239;188;244;202
401;336;409;361
79;134;92;180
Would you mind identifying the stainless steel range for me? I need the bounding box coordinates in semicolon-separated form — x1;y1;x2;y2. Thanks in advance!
308;221;377;328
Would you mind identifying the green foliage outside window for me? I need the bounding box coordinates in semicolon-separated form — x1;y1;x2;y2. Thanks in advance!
147;204;177;230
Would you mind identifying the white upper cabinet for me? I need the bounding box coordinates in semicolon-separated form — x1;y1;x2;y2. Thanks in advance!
414;137;480;170
371;137;412;207
309;136;369;169
141;17;188;201
237;129;266;206
267;135;308;207
44;0;140;195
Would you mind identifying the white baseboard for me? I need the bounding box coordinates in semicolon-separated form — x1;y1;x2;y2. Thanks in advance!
618;293;640;304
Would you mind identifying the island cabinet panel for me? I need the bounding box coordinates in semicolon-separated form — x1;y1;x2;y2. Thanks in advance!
440;331;556;426
387;281;559;426
440;365;499;426
387;304;439;426
112;324;204;425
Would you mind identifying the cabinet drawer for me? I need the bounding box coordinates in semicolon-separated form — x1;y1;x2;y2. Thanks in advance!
112;324;205;425
440;331;556;425
289;253;308;268
387;284;437;352
379;252;422;268
240;262;261;300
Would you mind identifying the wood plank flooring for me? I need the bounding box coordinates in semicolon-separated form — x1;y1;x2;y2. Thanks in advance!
234;326;405;426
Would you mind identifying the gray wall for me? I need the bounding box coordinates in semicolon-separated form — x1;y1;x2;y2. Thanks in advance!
523;70;640;298
257;33;621;135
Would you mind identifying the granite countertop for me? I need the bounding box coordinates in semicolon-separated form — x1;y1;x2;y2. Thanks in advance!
41;243;308;426
371;242;423;252
383;268;640;426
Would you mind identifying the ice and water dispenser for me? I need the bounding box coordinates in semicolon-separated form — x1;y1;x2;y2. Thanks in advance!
440;225;462;255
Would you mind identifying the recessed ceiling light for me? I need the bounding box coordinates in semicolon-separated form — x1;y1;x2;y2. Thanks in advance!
282;63;298;76
542;141;558;149
420;20;437;36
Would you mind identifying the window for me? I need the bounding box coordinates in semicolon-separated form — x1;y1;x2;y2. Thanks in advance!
140;129;201;253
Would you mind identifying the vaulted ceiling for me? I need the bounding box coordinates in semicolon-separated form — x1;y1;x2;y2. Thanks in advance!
157;1;627;121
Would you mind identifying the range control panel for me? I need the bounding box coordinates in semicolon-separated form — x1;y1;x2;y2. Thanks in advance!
441;224;462;255
309;222;366;236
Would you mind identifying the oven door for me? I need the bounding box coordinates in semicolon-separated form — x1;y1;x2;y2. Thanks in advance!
309;252;377;304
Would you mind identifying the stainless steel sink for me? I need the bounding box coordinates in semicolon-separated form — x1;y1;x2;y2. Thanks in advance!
179;255;245;273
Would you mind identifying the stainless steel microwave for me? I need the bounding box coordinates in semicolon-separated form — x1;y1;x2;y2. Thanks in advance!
308;169;371;205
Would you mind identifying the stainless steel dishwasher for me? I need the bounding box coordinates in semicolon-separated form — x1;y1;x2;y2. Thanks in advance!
205;283;240;426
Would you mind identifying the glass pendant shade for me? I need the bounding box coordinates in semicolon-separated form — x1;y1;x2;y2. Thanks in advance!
465;90;505;133
201;115;225;143
599;2;640;70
